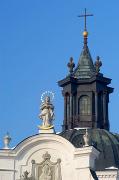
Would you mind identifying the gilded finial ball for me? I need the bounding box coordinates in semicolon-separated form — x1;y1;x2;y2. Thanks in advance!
83;31;88;37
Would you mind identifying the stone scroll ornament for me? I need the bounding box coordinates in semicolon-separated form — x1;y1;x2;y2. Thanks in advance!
38;91;55;130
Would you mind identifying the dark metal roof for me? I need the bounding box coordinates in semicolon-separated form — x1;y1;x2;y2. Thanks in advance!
59;128;119;171
73;45;96;79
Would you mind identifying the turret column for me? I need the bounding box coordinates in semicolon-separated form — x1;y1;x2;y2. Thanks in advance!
103;90;109;130
63;96;68;131
69;94;73;129
95;92;99;128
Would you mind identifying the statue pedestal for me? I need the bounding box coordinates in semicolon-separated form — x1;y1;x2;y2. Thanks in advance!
38;128;55;134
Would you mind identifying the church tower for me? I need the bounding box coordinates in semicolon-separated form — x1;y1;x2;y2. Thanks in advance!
0;9;119;179
58;9;113;131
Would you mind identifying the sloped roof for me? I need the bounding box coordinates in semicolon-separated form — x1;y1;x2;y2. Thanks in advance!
73;43;96;79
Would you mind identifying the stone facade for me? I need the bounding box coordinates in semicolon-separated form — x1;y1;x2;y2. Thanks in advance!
0;133;100;180
0;132;118;180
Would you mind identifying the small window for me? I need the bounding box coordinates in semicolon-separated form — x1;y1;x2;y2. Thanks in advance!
79;96;91;115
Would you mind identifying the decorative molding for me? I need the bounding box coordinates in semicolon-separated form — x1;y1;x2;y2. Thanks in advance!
97;174;118;178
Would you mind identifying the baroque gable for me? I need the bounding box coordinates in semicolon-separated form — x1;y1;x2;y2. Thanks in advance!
0;133;99;180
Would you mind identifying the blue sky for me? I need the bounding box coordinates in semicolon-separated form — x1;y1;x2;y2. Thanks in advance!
0;0;119;147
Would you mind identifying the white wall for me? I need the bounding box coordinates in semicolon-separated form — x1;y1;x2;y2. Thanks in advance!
0;133;109;180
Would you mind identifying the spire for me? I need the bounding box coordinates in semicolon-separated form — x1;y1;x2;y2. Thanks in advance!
78;8;93;50
73;9;96;79
78;8;93;49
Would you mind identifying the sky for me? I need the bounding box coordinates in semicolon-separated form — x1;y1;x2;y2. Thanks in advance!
0;0;119;148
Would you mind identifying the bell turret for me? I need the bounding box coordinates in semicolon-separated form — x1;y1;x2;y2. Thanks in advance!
58;9;113;131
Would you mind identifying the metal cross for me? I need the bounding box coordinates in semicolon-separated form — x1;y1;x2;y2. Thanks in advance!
78;8;93;31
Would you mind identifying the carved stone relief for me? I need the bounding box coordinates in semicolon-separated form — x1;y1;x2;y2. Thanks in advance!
19;152;62;180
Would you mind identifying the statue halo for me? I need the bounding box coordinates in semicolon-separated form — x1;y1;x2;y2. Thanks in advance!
41;91;55;103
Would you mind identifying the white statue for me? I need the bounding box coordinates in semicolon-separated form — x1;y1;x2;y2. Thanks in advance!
39;164;52;180
83;129;89;147
39;95;54;129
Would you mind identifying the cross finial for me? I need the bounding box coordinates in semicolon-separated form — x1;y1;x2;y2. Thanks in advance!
78;8;93;31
